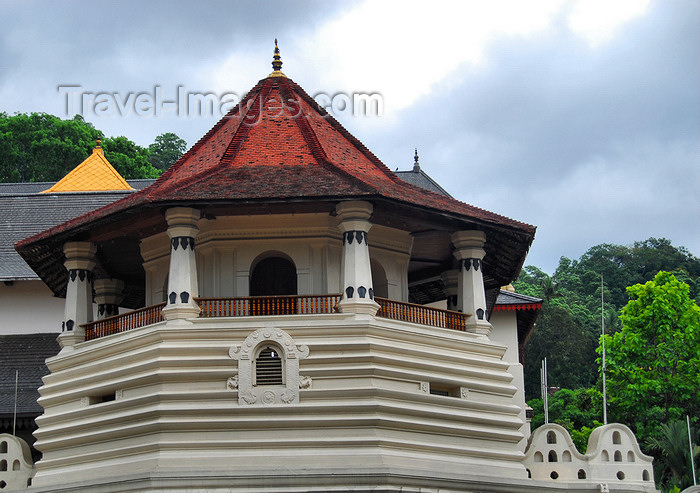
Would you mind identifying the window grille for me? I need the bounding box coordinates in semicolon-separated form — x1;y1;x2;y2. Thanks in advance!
255;346;283;386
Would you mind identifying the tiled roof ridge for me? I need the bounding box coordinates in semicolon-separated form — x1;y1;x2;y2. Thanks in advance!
277;77;378;194
284;77;399;182
153;78;266;186
147;80;272;199
139;79;268;200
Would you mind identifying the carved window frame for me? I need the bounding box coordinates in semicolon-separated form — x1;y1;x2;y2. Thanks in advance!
229;328;309;406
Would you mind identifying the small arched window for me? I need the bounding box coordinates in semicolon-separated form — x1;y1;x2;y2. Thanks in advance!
534;451;543;462
255;346;283;386
614;450;622;462
546;430;557;444
601;450;610;461
12;459;20;471
0;441;6;453
642;469;650;481
562;450;572;462
548;450;558;462
0;459;6;471
612;431;621;444
627;451;635;462
578;469;587;479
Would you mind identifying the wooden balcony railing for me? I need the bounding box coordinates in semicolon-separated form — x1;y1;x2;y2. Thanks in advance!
375;297;468;331
197;294;341;317
84;302;166;341
82;294;469;341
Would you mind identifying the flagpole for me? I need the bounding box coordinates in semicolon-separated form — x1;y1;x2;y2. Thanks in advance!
542;358;549;424
602;275;608;425
689;415;697;486
13;370;19;435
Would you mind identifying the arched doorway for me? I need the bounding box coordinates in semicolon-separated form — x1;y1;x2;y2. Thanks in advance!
250;256;297;296
249;255;297;315
370;259;388;299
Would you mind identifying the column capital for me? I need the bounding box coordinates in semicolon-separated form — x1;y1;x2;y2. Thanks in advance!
63;241;97;271
335;201;373;233
451;230;486;261
165;207;200;238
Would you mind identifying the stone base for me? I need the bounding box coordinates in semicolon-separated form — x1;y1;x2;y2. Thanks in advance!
466;320;492;336
58;330;84;348
161;303;201;321
24;467;659;493
337;298;380;316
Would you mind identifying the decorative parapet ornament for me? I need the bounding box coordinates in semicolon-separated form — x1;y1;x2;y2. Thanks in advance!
229;328;309;405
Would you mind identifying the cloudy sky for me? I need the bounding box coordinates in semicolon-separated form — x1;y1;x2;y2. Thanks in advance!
1;0;697;273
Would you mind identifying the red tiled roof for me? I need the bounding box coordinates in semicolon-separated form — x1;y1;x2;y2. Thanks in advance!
17;75;534;249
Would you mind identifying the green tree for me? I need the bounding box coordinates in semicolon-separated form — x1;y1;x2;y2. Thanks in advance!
601;272;700;437
0;112;161;182
102;136;160;179
0;113;101;182
646;420;700;491
148;132;187;171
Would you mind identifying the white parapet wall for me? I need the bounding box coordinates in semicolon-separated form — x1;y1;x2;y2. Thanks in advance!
0;434;35;490
523;423;657;492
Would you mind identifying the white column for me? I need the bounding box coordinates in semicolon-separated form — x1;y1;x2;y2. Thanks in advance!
451;230;491;335
336;201;379;315
162;207;201;320
441;269;459;312
94;278;124;319
59;242;97;348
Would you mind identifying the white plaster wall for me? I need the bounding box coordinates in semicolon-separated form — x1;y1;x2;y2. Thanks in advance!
489;310;530;446
0;280;64;334
0;433;35;490
141;213;411;303
32;313;528;491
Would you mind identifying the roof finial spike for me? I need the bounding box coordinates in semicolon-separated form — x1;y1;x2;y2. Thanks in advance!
94;139;103;155
270;38;285;77
413;148;421;172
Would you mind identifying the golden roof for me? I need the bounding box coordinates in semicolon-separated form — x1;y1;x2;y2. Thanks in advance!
42;142;134;193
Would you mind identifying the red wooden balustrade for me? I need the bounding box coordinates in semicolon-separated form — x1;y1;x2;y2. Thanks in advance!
197;294;341;317
82;294;469;341
84;302;166;341
375;297;468;331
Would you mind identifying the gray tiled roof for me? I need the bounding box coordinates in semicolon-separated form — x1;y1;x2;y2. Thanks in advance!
496;290;542;305
395;169;452;197
0;333;60;415
0;180;155;280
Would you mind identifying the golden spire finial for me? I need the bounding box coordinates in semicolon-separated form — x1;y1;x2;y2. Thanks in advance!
269;38;286;77
94;139;103;155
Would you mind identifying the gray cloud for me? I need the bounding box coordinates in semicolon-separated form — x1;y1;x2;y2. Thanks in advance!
0;0;697;274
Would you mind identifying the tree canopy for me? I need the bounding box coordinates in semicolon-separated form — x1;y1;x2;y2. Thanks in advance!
516;238;699;399
148;132;187;171
0;112;186;182
603;271;700;435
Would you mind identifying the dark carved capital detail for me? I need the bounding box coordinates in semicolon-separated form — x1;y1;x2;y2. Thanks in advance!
171;236;195;252
343;231;368;246
459;258;481;272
